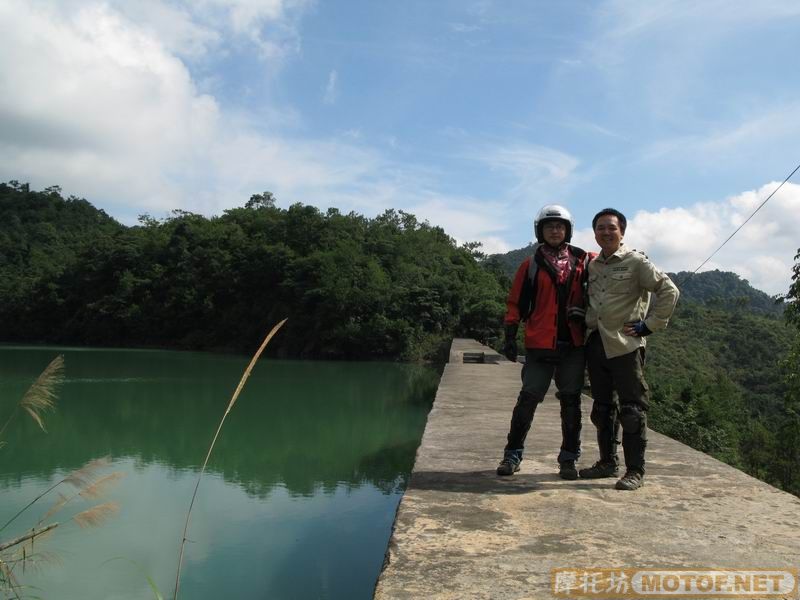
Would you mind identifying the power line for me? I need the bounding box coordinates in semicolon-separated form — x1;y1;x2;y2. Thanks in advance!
675;161;800;289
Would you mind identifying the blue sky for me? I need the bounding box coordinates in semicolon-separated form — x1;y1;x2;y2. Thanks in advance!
1;0;799;293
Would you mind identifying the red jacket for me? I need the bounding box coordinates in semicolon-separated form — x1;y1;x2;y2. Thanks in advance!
505;244;595;349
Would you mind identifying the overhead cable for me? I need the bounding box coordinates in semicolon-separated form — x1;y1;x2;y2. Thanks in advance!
675;161;800;289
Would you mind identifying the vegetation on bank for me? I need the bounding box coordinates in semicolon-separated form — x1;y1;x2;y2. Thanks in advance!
0;182;506;361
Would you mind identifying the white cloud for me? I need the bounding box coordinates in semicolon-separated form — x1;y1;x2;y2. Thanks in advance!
0;1;399;220
0;1;223;212
464;142;580;201
0;1;571;252
323;69;338;105
197;0;308;58
107;1;221;58
475;236;512;254
573;181;800;295
406;194;510;249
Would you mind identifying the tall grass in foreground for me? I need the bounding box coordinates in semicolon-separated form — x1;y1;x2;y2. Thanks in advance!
0;356;123;598
173;318;287;600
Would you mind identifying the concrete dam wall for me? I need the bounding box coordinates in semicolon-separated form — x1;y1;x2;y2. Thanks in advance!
374;339;800;600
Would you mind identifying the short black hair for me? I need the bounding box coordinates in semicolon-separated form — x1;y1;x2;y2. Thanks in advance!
592;208;627;234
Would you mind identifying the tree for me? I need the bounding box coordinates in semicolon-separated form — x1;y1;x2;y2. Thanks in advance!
245;191;277;210
782;248;800;408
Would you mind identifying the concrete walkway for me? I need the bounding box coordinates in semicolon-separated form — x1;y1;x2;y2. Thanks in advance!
374;339;800;599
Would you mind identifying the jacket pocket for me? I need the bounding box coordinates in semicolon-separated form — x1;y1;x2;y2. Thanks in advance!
608;272;633;294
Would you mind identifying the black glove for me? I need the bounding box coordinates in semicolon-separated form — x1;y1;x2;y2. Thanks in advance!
566;305;586;322
626;320;652;337
502;323;519;362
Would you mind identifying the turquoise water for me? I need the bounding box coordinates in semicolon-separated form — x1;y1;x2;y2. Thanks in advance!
0;346;439;599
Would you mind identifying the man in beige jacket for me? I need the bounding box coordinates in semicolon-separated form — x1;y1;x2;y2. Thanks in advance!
579;208;679;490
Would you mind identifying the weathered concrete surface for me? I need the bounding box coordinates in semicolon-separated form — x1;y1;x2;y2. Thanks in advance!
374;339;800;599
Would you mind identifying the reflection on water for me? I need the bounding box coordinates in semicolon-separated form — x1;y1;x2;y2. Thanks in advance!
0;346;439;599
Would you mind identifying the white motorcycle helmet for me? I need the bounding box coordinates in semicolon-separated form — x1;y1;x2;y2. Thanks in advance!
534;204;574;243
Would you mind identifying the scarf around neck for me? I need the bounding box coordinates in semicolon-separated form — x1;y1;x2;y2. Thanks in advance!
540;243;572;285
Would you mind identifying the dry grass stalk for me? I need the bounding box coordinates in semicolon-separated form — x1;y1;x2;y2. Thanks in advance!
173;318;287;600
5;550;62;572
0;355;64;440
0;561;20;598
2;546;62;596
72;502;120;529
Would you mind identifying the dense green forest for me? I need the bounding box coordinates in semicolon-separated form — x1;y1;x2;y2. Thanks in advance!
0;181;506;361
494;244;800;496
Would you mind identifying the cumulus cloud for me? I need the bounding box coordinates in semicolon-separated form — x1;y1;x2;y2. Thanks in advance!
405;194;511;252
572;182;800;295
0;1;223;213
0;1;393;220
0;0;565;250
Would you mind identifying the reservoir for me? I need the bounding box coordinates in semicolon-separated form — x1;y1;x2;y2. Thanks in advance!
0;345;439;599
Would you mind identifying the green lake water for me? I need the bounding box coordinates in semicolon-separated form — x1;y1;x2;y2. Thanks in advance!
0;346;440;599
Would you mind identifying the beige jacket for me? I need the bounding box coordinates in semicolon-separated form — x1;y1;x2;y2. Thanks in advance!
585;243;679;359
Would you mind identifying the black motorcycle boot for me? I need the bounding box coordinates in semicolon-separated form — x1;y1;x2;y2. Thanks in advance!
616;427;646;490
578;423;620;478
559;460;579;480
497;391;542;476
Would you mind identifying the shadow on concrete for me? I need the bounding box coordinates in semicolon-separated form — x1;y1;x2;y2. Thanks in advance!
409;470;615;494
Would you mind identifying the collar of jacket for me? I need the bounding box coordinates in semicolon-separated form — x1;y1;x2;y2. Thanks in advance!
598;242;630;263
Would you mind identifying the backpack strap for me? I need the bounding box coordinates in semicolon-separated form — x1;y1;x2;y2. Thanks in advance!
527;243;542;284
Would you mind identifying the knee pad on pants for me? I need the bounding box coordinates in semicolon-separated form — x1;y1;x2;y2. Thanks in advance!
619;404;645;434
517;390;544;407
590;402;615;428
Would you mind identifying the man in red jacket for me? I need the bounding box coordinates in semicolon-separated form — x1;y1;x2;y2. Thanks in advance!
497;205;594;480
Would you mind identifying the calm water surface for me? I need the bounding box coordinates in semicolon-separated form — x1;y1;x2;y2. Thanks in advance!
0;346;439;599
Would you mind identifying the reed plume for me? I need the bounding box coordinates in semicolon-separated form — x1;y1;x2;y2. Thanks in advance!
173;318;287;600
0;355;64;440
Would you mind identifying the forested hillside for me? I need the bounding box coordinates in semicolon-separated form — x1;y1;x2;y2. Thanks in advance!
0;182;506;361
645;303;797;493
